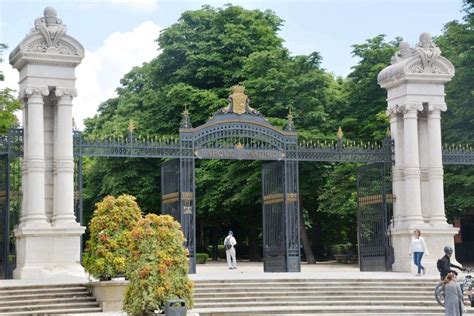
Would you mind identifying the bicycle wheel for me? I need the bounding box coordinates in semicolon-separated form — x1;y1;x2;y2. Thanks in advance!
466;276;473;304
435;282;445;307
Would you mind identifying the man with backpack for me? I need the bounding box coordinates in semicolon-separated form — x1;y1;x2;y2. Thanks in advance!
437;246;464;281
224;231;237;269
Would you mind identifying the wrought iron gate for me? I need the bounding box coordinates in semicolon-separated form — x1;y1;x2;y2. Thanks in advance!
161;160;180;221
0;154;8;279
161;158;196;273
262;161;300;272
356;163;393;271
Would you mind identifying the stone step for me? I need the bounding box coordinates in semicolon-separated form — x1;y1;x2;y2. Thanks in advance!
0;284;85;291
0;283;101;315
0;286;89;295
190;305;446;315
193;290;435;298
194;295;435;303
194;300;443;308
194;278;440;283
194;286;434;292
0;296;97;307
0;290;90;301
194;280;439;285
0;301;100;313
0;307;103;315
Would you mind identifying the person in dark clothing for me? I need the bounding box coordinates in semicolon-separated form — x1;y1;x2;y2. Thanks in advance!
439;246;464;281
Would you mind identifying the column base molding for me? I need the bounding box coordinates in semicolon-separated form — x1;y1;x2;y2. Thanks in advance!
14;226;86;281
390;226;459;275
52;215;81;227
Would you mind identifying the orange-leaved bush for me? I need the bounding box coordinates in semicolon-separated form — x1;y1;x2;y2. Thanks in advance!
124;214;193;314
83;194;143;280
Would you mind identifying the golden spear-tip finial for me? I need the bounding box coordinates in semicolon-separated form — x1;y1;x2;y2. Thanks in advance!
337;126;344;140
128;120;135;133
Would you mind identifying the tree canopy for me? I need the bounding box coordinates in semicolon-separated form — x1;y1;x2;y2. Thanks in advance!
71;2;474;259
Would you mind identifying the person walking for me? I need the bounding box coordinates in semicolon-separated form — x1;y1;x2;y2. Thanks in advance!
224;231;237;269
443;273;464;316
409;229;429;276
438;246;464;281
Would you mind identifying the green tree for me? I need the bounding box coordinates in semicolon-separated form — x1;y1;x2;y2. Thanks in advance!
84;5;340;262
436;0;474;220
0;43;21;134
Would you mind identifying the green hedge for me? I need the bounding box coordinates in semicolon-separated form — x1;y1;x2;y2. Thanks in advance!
196;253;209;264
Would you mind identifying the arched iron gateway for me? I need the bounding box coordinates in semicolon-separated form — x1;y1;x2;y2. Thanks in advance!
162;86;301;273
2;85;474;277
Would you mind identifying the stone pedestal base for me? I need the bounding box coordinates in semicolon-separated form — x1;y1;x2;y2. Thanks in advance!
90;280;128;312
390;225;459;276
13;226;86;280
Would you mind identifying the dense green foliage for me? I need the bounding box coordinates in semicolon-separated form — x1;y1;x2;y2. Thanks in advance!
0;43;21;134
83;195;143;279
437;0;474;219
124;214;193;313
81;2;474;259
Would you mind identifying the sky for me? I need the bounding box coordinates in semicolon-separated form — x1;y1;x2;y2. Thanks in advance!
0;0;465;128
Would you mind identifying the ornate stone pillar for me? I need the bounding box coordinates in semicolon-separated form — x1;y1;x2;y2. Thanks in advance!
378;34;458;273
402;105;424;226
10;7;86;280
52;89;78;226
21;87;50;227
427;103;448;226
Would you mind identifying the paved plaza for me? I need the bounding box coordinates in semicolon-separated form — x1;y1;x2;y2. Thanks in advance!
191;260;440;281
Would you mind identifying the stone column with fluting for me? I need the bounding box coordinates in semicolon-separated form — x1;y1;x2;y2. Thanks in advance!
21;87;50;227
388;107;405;227
402;104;424;226
52;89;78;227
427;103;448;226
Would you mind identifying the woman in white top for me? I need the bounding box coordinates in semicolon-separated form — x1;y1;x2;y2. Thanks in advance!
409;229;429;276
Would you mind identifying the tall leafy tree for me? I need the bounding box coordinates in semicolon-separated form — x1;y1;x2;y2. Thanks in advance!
0;43;21;134
84;5;339;261
436;0;474;220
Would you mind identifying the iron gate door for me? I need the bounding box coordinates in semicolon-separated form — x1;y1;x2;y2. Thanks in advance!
356;163;393;271
262;161;286;272
161;159;180;221
0;154;8;279
161;158;196;274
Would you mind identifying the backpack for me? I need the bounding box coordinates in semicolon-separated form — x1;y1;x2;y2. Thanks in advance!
224;237;232;251
437;258;443;273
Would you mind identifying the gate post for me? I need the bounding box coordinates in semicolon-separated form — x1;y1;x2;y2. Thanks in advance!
9;7;86;280
378;33;459;274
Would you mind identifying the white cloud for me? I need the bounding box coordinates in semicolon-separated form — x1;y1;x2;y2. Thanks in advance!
74;20;161;128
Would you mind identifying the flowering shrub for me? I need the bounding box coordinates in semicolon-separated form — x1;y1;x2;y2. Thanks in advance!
83;194;143;280
124;214;193;314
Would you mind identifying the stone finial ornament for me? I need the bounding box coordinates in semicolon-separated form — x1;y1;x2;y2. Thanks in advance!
378;32;454;84
30;7;67;54
390;41;413;64
414;32;441;73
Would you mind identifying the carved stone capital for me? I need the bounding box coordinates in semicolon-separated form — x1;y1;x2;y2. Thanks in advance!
401;103;423;115
427;103;447;113
21;86;50;99
55;88;77;98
